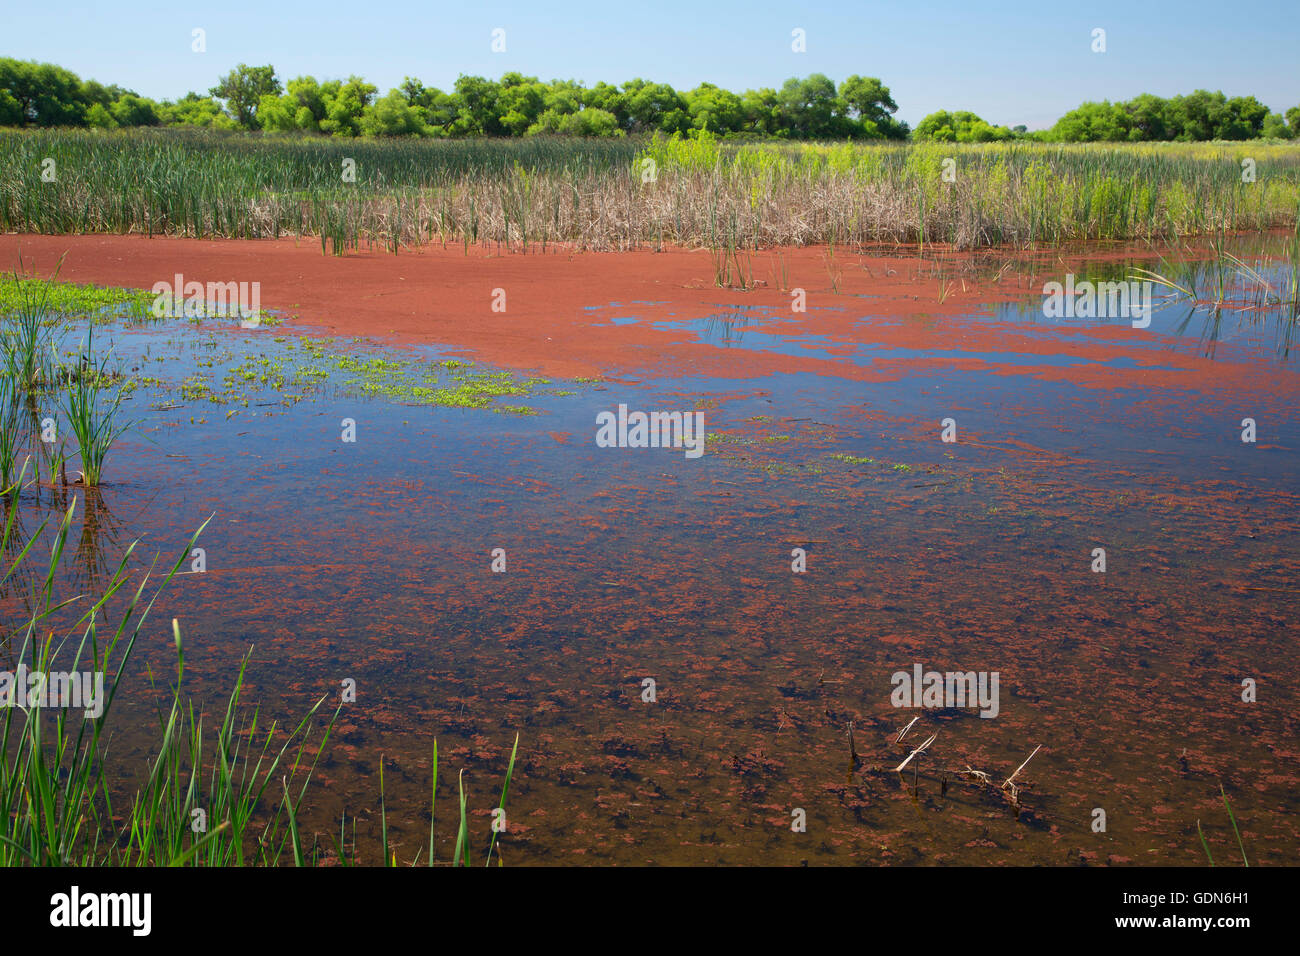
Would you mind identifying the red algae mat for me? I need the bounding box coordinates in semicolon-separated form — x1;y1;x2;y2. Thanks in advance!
2;231;1297;866
0;233;1204;384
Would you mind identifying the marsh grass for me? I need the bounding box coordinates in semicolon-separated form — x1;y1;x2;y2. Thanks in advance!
358;731;519;867
4;129;1298;254
1;262;63;392
0;483;521;865
61;323;131;486
1;270;150;487
0;470;333;867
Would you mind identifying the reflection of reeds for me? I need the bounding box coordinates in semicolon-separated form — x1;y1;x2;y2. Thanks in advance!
71;486;121;595
1129;232;1300;359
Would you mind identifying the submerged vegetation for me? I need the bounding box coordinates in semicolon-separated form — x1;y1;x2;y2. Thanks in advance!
3;128;1299;252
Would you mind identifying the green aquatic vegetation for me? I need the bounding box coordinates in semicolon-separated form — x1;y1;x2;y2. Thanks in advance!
62;325;132;486
0;274;155;323
1;267;61;390
829;453;876;465
706;432;754;446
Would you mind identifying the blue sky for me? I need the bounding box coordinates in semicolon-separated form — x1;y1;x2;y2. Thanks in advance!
6;0;1298;129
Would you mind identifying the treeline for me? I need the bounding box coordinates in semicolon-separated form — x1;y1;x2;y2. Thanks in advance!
913;94;1298;144
2;58;1296;143
1045;92;1298;142
0;59;907;140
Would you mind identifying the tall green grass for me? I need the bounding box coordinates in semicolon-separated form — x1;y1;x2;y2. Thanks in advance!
61;323;131;486
361;731;519;867
0;488;338;865
0;482;521;865
1;268;144;487
3;128;1297;252
0;262;62;391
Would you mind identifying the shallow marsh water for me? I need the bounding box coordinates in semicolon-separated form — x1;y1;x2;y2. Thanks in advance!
3;240;1297;865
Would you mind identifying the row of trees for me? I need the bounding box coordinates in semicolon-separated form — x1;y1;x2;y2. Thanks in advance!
0;59;908;140
912;91;1299;144
1045;92;1298;142
3;58;1297;142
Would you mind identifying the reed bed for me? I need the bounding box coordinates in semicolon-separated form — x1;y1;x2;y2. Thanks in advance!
3;128;1298;253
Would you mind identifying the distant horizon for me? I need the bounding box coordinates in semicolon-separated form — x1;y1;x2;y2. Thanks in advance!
9;0;1298;131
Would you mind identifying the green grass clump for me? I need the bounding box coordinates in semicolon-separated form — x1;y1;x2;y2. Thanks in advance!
1;269;140;485
61;325;131;486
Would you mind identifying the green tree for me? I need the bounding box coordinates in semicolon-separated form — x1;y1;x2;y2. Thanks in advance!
1050;101;1131;141
318;77;377;136
0;59;88;126
85;102;117;128
775;74;845;138
1122;93;1173;141
914;110;1011;143
110;93;160;127
1261;112;1292;139
450;75;503;135
209;64;281;129
623;80;688;134
360;88;428;136
399;77;455;133
584;82;629;130
838;75;903;138
159;92;235;128
739;87;780;136
685;82;743;133
496;73;547;135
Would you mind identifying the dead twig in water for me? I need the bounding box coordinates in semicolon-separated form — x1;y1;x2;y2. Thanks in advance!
894;715;920;744
954;765;993;785
1001;744;1042;803
894;732;938;774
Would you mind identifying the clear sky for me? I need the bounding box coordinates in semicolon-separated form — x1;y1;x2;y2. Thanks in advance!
5;0;1298;129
